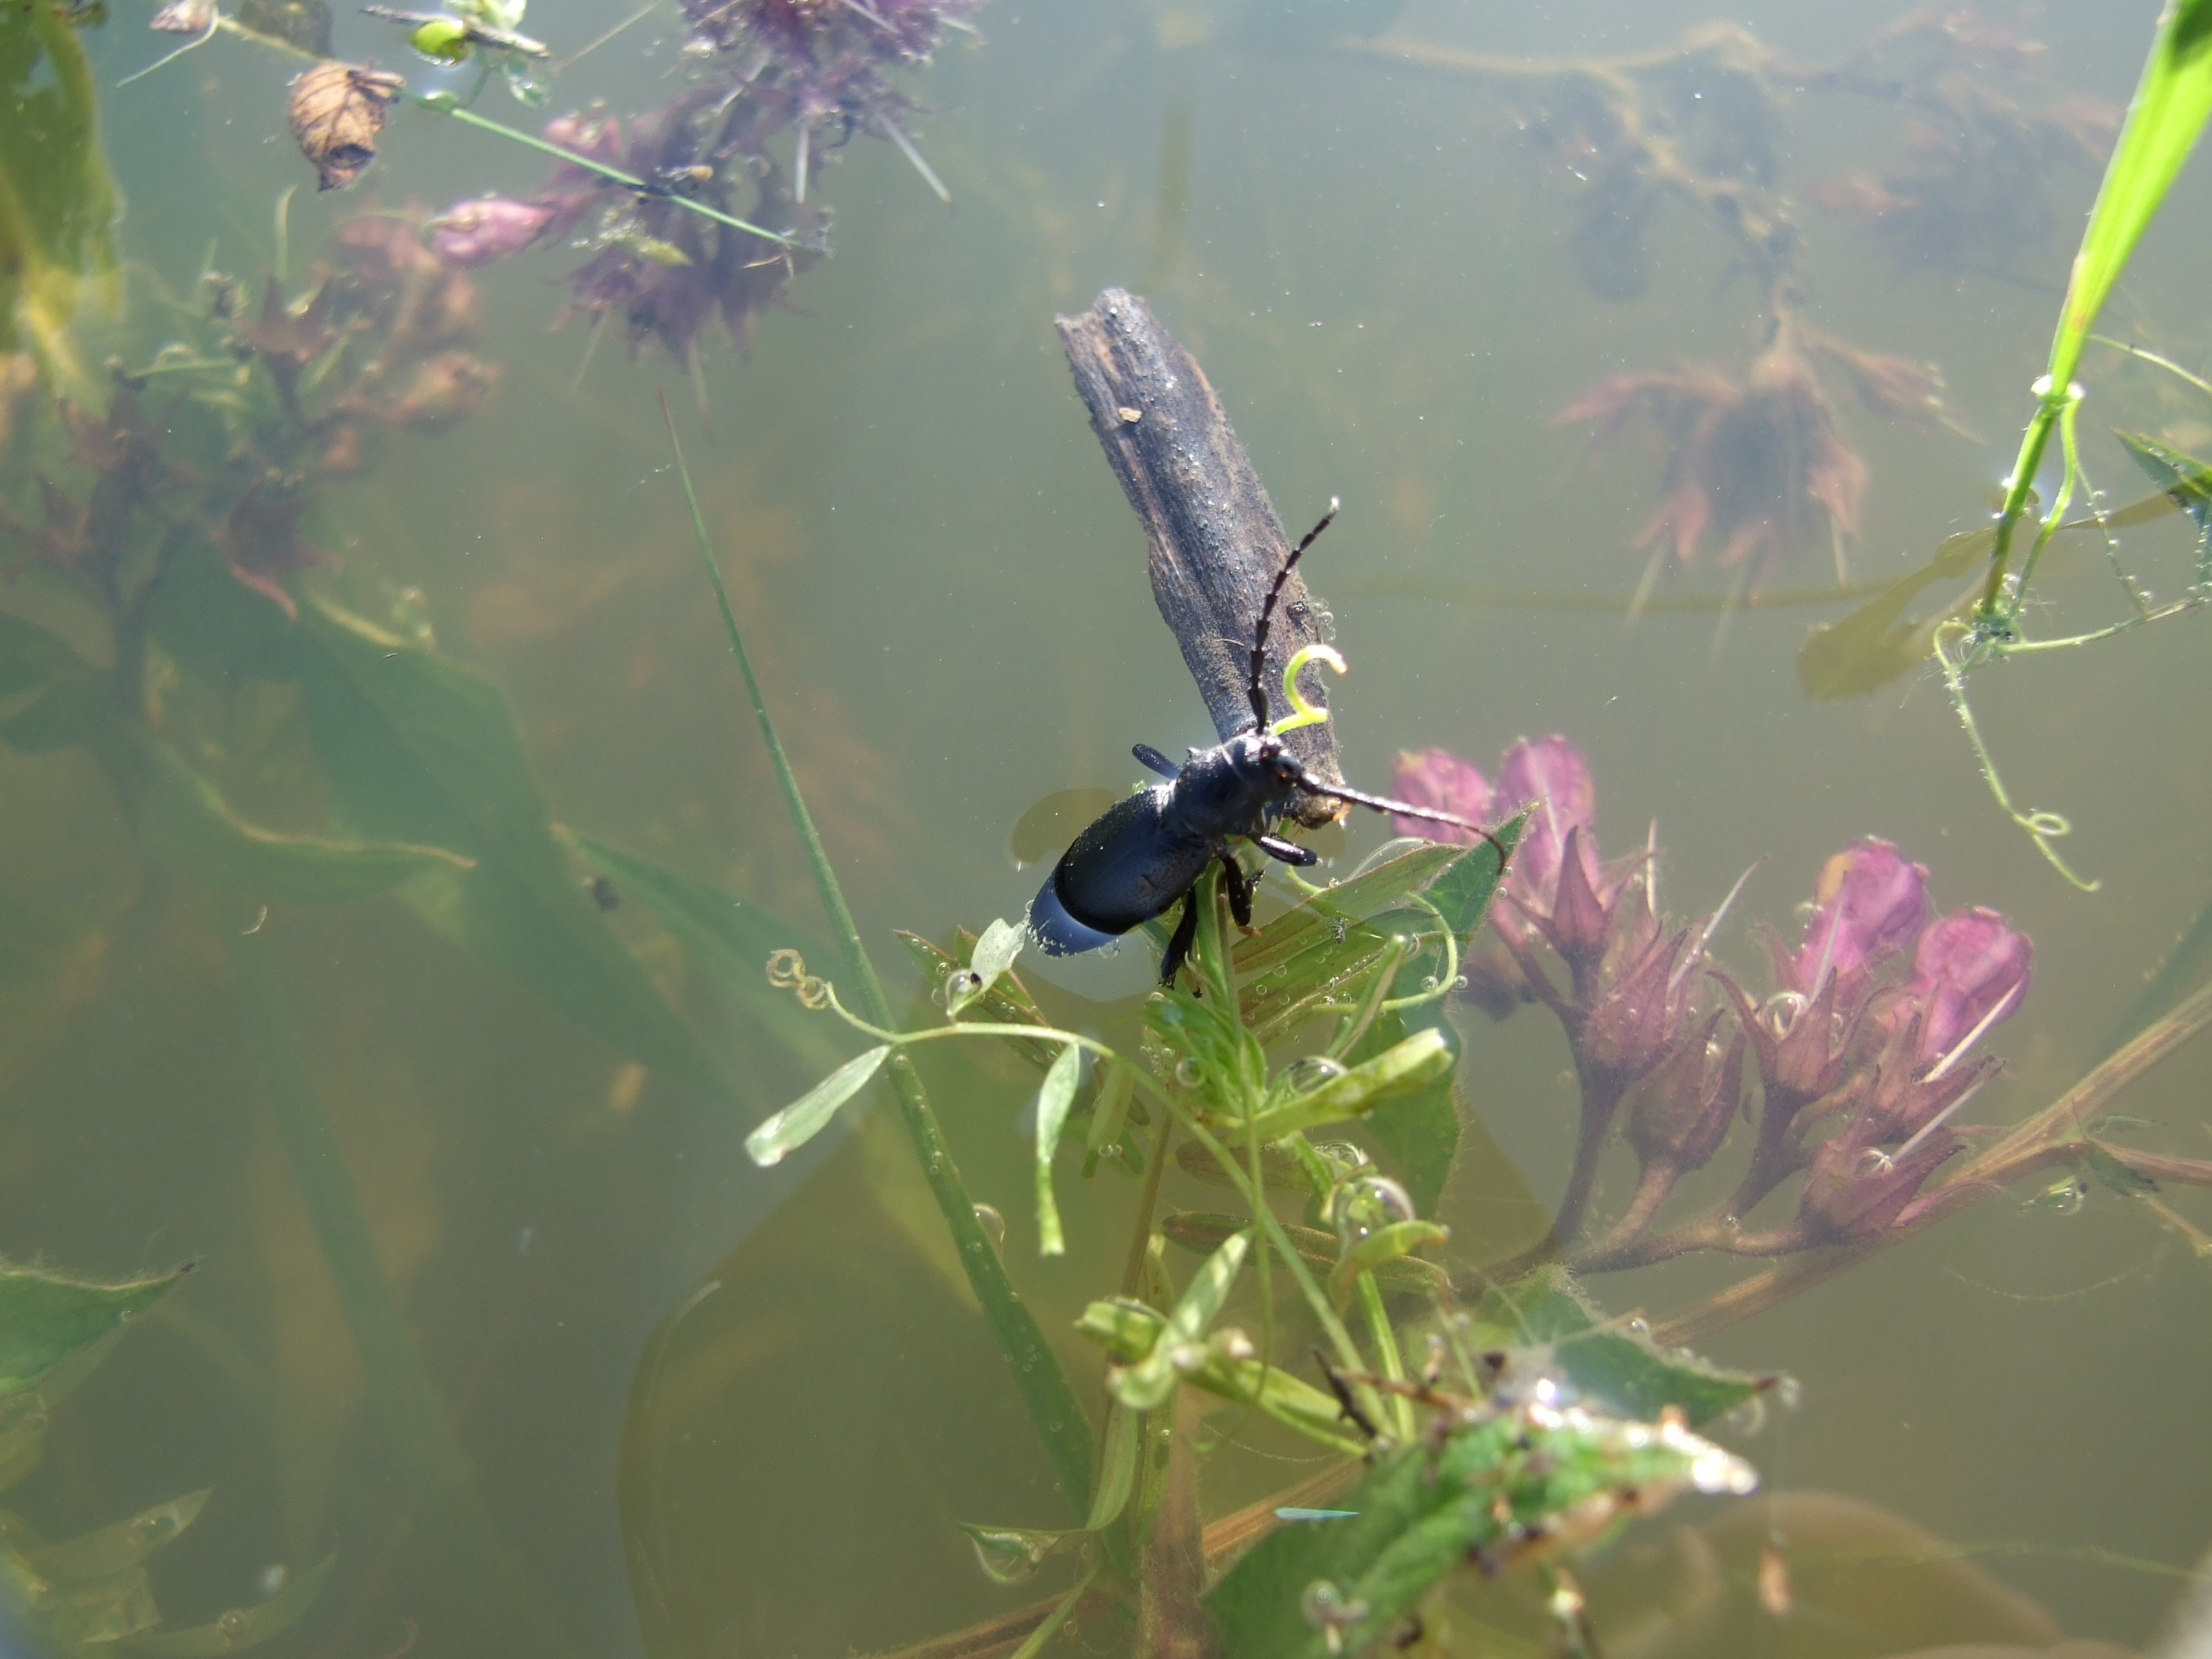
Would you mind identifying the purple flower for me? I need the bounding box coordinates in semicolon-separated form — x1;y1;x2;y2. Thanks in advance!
1792;837;1929;996
1795;1113;1961;1246
427;197;557;267
1389;748;1491;846
1494;736;1602;916
1901;906;2033;1064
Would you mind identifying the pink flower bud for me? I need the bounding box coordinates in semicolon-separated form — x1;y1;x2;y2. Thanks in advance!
1494;736;1600;914
1904;907;2032;1065
1389;747;1491;845
426;197;556;267
1793;837;1929;994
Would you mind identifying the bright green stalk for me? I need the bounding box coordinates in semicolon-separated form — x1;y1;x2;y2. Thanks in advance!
1355;1271;1415;1442
659;398;1095;1517
1978;0;2212;621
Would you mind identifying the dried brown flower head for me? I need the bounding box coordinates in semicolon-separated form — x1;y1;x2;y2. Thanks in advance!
287;61;406;192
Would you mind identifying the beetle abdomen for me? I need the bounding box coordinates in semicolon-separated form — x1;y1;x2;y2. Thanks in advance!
1028;787;1216;955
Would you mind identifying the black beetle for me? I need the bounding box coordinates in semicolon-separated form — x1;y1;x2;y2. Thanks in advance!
1027;503;1506;986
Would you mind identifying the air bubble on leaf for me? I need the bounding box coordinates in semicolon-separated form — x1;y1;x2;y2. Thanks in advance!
1280;1055;1348;1094
1329;1174;1417;1250
1174;1056;1203;1088
217;1609;252;1640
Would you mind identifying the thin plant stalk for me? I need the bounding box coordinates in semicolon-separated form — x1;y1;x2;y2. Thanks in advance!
658;396;1095;1515
227;927;563;1654
1977;0;2212;621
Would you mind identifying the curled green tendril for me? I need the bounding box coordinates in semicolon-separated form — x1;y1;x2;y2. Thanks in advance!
1271;643;1347;735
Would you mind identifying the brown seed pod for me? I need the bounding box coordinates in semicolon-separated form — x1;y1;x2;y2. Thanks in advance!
287;61;405;192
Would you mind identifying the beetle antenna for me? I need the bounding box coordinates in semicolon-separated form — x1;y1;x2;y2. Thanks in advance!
1247;498;1341;732
1296;776;1511;867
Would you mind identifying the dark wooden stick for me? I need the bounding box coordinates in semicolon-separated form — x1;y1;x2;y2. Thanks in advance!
1056;288;1346;826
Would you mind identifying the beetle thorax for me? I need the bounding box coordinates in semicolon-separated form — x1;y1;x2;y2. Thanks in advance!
1169;730;1304;839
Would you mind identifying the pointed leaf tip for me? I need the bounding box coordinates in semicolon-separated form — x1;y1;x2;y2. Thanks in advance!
745;1045;891;1166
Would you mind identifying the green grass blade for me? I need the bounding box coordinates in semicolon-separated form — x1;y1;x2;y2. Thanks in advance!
2050;0;2212;391
1033;1044;1081;1256
659;395;1096;1516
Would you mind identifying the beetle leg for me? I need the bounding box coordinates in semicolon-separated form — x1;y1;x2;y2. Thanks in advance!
1219;852;1257;930
1159;890;1202;989
1132;743;1181;781
1256;833;1319;868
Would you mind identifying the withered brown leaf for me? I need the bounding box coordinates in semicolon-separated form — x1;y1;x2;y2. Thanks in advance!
287;61;405;192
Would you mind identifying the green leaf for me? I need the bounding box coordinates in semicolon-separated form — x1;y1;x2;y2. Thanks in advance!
0;0;118;381
1160;1212;1445;1297
2047;0;2212;392
954;917;1024;1017
295;600;733;1101
1327;1220;1449;1308
2116;429;2212;579
1466;1267;1772;1427
1242;1028;1453;1140
1033;1045;1081;1257
134;735;473;903
1206;1396;1756;1659
745;1045;892;1167
30;1490;210;1584
1112;1228;1250;1410
1085;1400;1139;1533
32;1563;160;1647
1075;1296;1348;1440
955;1400;1139;1585
896;930;1063;1071
1797;527;1988;701
122;1553;335;1655
1422;813;1524;937
0;1263;188;1400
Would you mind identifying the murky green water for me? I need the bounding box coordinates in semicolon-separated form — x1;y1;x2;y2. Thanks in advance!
5;2;2212;1657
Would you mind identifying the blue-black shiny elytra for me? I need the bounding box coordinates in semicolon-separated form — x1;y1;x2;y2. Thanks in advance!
1027;503;1506;986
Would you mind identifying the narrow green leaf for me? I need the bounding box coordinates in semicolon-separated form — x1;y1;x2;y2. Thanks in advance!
746;1045;892;1167
296;600;734;1101
31;1490;210;1584
1033;1045;1082;1257
2050;0;2212;388
2116;430;2212;580
134;736;473;903
1075;1296;1349;1439
1797;527;1989;701
1113;1228;1250;1410
0;1263;189;1400
33;1564;159;1646
969;916;1024;991
1083;1059;1138;1166
122;1554;335;1655
1160;1212;1447;1296
1242;1028;1454;1140
957;1522;1076;1586
1085;1402;1139;1534
1233;841;1466;981
1423;812;1525;937
896;930;1063;1071
1328;1220;1449;1308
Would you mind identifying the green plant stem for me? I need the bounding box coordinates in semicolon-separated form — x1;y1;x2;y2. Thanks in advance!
660;398;1094;1517
430;103;803;247
1934;622;2099;891
1355;1271;1414;1440
1170;1110;1381;1431
227;926;560;1654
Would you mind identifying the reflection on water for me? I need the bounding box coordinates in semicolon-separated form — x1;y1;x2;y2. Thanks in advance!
3;0;2211;1656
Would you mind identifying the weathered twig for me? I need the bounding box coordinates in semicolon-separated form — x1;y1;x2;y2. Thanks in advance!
1056;289;1345;826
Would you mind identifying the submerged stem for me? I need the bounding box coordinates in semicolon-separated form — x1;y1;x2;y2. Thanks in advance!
659;397;1094;1516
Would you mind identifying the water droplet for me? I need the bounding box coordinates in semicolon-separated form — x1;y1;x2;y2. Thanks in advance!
1626;1316;1650;1338
217;1610;251;1642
